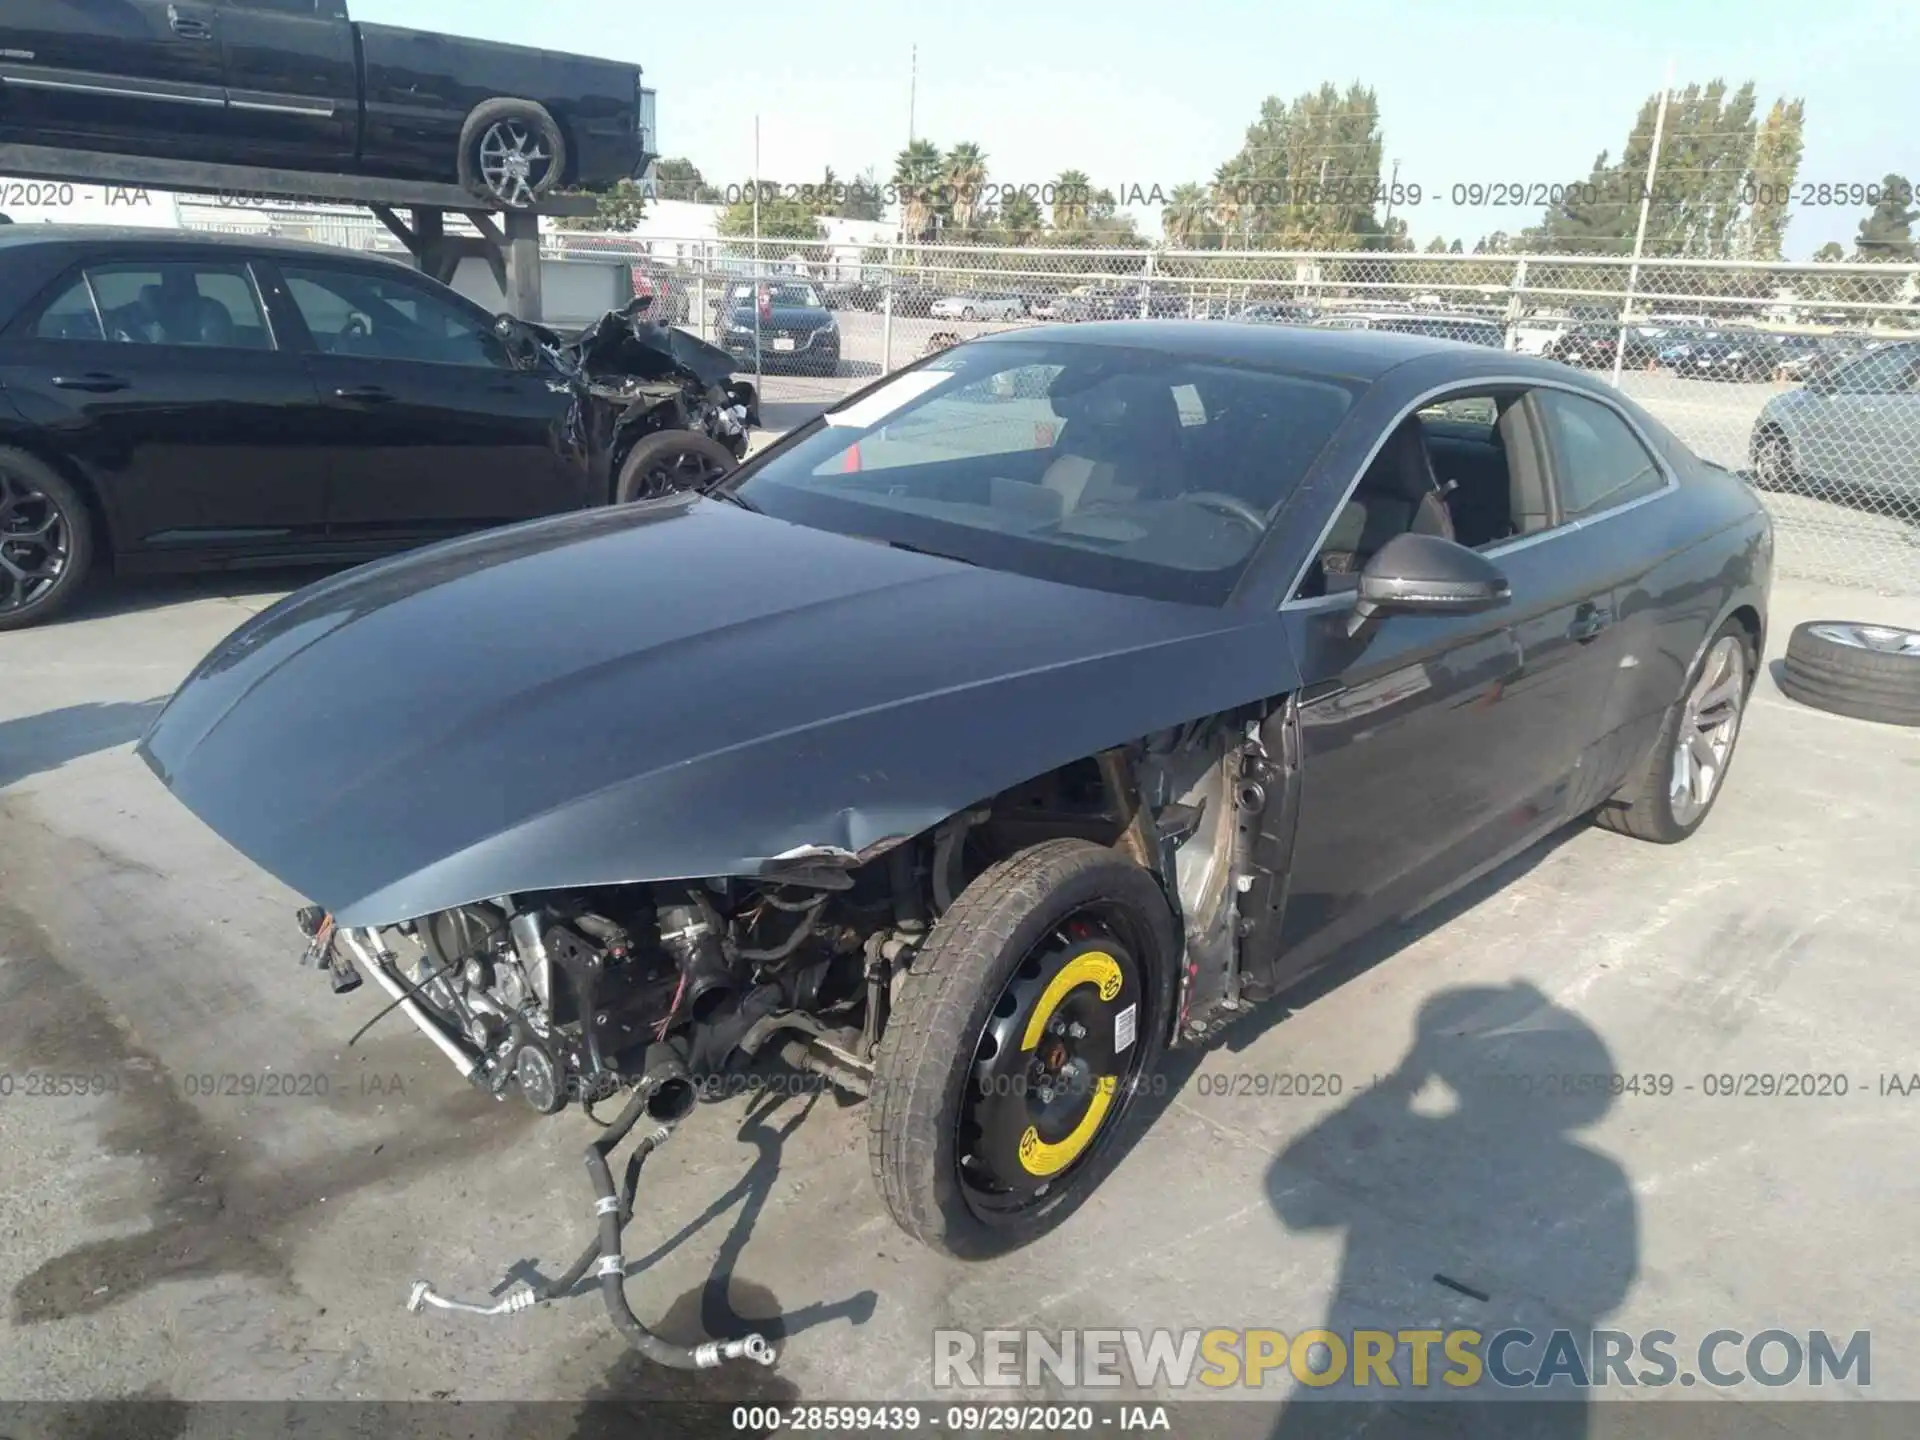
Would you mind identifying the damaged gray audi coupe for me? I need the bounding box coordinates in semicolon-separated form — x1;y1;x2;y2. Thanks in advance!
139;320;1770;1370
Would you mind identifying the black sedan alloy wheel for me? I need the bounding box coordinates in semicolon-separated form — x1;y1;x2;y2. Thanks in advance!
0;450;91;630
614;431;741;504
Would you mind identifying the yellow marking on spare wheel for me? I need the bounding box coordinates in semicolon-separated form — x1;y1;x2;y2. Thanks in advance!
1018;1075;1117;1177
1020;950;1125;1052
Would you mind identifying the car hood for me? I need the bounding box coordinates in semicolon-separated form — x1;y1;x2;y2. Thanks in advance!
138;498;1289;927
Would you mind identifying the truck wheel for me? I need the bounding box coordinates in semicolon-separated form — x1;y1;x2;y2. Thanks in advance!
458;99;567;209
615;430;740;504
869;838;1177;1260
0;448;93;632
1778;621;1920;727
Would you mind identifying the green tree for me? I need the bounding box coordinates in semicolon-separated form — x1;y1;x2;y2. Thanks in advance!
1813;240;1846;261
554;178;647;232
715;194;825;242
838;167;886;222
893;139;943;241
1163;182;1213;249
1425;236;1448;253
649;156;723;204
1209;157;1255;247
943;142;989;233
1739;98;1805;260
998;189;1044;244
1448;238;1464;254
1210;82;1386;248
1855;173;1917;260
1052;168;1094;230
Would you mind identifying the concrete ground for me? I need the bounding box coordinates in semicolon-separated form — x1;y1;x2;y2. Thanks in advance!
2;552;1918;1420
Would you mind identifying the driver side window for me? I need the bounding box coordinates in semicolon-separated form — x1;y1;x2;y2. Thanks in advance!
279;264;507;368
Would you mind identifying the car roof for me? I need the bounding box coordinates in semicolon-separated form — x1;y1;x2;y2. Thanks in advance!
968;318;1553;380
0;224;413;265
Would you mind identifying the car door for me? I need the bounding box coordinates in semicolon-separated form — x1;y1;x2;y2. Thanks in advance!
0;251;333;559
1260;392;1625;983
1526;387;1677;802
263;258;587;546
213;0;357;168
0;0;231;156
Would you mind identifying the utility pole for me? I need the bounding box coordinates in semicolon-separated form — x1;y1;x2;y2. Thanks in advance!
752;114;762;378
1383;157;1401;227
1612;60;1674;386
907;44;917;145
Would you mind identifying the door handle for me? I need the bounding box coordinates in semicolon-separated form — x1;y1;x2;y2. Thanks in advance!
52;373;130;393
333;385;395;405
1569;603;1614;642
168;5;215;38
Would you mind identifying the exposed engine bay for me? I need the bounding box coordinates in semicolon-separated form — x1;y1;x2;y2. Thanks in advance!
496;297;761;485
296;714;1295;1370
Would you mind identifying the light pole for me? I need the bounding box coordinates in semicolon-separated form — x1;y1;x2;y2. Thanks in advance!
1612;62;1675;386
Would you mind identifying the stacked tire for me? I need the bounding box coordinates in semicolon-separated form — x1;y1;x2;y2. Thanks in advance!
1778;621;1920;727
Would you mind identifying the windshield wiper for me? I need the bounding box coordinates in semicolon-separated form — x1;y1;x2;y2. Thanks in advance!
877;537;980;567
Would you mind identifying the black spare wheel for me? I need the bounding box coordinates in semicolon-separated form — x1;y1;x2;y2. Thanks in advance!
458;99;567;209
615;431;741;504
870;838;1176;1259
1779;621;1920;727
0;447;92;632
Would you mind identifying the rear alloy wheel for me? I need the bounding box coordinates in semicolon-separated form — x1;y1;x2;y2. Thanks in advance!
614;430;741;504
870;838;1176;1259
1752;428;1796;492
1596;620;1754;842
0;449;92;631
1778;621;1920;727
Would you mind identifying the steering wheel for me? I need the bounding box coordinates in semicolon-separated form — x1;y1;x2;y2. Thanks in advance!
343;311;373;338
1175;489;1268;533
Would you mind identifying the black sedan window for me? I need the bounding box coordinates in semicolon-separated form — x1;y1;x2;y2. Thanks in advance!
732;339;1358;606
280;265;507;368
40;262;275;350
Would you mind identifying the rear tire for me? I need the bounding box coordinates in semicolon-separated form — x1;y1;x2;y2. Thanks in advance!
1778;621;1920;727
0;447;93;632
869;838;1177;1260
457;99;567;209
613;430;740;504
1596;619;1754;843
1751;427;1797;492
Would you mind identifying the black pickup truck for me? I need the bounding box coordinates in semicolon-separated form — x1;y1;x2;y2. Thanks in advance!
0;1;650;208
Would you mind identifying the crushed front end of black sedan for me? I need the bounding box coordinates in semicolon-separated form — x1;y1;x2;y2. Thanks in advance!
499;297;761;499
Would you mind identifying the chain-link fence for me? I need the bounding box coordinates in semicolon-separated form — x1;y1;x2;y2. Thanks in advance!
171;201;1920;595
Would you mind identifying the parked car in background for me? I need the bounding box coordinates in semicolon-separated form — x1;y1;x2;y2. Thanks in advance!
887;280;945;318
1750;340;1920;501
717;277;841;375
931;293;1026;321
0;1;650;209
0;228;753;630
629;266;691;325
1315;311;1506;348
1236;302;1318;326
1541;324;1667;370
1670;336;1776;382
823;280;886;311
1050;289;1135;322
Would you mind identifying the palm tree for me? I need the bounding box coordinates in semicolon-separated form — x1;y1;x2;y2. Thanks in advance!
1052;168;1092;231
892;139;942;244
1163;182;1211;250
944;142;988;234
1210;158;1254;248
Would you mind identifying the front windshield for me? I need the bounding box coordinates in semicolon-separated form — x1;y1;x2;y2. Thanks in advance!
731;339;1359;606
728;281;823;308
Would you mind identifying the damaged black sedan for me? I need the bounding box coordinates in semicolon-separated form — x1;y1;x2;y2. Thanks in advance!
0;228;755;628
139;320;1771;1369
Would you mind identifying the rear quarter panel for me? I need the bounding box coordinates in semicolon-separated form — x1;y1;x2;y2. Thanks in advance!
353;24;641;185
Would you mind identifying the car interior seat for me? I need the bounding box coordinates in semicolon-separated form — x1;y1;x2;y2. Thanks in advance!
1039;375;1187;514
1318;416;1456;582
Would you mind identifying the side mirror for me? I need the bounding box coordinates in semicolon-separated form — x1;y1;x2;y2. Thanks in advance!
1347;532;1511;636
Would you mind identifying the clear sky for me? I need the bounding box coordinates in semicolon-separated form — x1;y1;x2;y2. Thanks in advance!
356;0;1918;258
